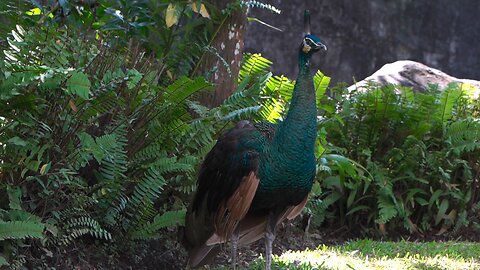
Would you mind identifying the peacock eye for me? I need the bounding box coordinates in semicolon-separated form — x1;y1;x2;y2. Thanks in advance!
304;38;314;46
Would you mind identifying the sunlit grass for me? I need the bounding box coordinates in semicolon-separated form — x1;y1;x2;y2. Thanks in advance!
215;240;480;269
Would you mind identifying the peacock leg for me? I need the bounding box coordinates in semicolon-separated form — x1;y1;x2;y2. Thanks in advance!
265;213;277;270
231;225;240;270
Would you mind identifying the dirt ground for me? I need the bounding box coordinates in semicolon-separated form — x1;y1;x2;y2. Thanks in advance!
48;212;479;270
134;216;480;270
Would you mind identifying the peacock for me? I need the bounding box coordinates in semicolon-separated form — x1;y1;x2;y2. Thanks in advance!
182;10;327;270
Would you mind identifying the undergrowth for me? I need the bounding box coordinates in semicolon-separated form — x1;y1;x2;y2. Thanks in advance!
307;82;480;237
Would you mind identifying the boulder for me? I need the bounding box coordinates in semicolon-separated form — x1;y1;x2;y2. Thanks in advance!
348;60;480;97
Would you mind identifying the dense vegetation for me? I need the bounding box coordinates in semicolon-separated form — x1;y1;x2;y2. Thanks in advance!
0;1;479;269
309;82;480;236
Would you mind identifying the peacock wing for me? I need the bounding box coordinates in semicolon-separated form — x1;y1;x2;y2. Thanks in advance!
184;120;265;267
234;195;309;247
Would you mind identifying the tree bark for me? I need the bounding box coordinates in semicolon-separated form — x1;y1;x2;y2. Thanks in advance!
197;1;247;107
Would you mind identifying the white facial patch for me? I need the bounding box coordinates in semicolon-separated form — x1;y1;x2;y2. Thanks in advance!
302;39;311;53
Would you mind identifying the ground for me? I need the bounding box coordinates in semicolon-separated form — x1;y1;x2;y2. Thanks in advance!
157;218;480;270
57;217;480;269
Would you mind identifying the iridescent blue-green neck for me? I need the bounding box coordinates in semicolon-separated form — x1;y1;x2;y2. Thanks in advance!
272;50;317;160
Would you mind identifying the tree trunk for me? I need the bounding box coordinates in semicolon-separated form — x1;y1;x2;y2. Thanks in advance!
197;1;247;107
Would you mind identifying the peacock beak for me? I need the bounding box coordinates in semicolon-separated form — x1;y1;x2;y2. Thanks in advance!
313;42;327;51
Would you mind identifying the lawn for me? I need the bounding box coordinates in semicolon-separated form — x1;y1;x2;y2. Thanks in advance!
219;240;480;270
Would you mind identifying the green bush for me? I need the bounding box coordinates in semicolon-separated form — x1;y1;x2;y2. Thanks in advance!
310;83;480;236
0;1;325;266
0;0;251;267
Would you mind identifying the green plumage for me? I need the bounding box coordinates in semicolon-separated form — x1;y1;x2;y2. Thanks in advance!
183;11;327;269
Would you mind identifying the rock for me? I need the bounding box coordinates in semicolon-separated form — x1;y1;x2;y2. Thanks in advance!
245;1;480;84
347;60;480;97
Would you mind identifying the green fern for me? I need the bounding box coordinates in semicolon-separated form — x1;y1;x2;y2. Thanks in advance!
238;53;272;82
314;70;331;107
242;1;281;14
376;195;398;224
61;216;111;245
436;83;463;123
446;119;480;155
164;76;213;103
0;221;44;240
129;210;186;240
125;168;166;228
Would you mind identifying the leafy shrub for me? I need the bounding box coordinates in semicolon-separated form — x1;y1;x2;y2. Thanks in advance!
310;82;480;236
0;1;329;266
0;0;257;267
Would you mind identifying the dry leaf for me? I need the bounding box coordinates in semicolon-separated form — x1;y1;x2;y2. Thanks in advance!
69;99;78;112
166;70;174;80
166;3;179;28
40;163;48;175
378;223;387;235
191;2;210;18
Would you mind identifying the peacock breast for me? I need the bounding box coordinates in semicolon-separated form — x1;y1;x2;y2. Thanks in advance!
252;150;316;211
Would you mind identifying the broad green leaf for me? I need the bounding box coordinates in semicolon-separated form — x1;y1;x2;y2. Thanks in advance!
78;132;105;162
127;69;143;89
429;189;443;210
0;255;8;267
346;205;371;216
67;72;91;100
347;188;357;208
435;199;449;225
7;187;22;210
7;136;27;146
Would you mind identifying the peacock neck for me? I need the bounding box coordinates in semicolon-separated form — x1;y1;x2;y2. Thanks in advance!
272;51;317;160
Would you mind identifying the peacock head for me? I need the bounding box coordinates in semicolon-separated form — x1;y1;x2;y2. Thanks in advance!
300;10;327;55
301;34;327;54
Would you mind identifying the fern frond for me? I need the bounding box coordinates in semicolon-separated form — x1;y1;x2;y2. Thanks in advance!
0;221;44;240
132;144;167;165
148;156;195;175
446;119;480;155
436;83;463;123
313;70;331;107
238;53;272;82
181;119;216;151
241;1;281;14
127;168;165;219
62;216;111;245
259;98;284;123
222;105;261;121
376;194;398;224
164;76;213;103
264;75;294;100
129;210;186;240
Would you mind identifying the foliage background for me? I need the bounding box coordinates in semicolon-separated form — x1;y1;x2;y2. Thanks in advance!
0;1;479;269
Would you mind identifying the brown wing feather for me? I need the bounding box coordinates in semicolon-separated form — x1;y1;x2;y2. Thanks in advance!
236;195;309;246
285;195;309;220
214;171;259;241
186;173;259;266
183;121;263;268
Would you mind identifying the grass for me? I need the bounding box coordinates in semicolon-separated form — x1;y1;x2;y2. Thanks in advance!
217;240;480;270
